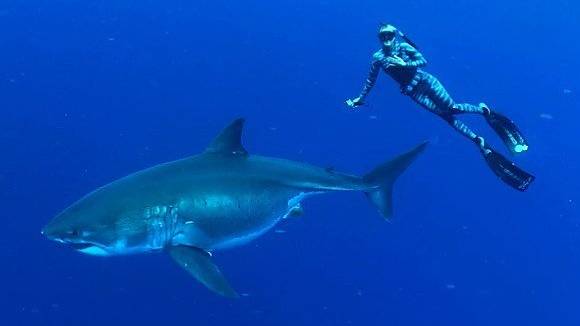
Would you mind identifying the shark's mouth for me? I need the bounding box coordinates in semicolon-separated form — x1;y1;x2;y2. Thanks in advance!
69;243;94;250
67;242;109;256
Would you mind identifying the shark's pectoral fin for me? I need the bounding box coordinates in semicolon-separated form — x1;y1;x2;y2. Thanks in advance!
168;245;239;298
204;118;248;156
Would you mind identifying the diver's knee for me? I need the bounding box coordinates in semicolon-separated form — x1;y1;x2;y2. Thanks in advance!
439;113;455;123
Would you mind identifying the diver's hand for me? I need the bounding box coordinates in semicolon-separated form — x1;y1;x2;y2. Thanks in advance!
387;55;407;67
346;96;364;109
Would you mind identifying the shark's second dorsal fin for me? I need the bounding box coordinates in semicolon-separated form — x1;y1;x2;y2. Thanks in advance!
204;118;248;156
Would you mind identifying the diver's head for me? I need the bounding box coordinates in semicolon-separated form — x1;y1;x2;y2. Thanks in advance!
378;24;398;50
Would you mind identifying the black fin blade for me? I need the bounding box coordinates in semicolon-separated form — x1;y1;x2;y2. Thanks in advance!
169;246;239;298
205;118;248;156
482;148;535;191
486;111;529;154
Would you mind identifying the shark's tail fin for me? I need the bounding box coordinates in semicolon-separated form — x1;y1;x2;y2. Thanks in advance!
363;142;428;219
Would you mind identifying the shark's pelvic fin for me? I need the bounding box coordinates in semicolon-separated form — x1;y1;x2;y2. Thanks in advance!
363;141;428;219
288;204;304;217
169;245;239;298
204;118;248;156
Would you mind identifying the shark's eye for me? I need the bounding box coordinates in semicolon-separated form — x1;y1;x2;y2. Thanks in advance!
68;229;80;237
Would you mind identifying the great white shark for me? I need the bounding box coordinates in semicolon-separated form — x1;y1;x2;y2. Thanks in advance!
42;119;427;297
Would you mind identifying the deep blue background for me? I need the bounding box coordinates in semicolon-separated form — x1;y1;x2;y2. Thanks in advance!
1;0;578;325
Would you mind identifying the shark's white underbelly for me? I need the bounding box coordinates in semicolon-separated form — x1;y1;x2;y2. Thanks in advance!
171;191;312;251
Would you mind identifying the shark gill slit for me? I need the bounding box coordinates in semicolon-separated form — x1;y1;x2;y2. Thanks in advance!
164;205;178;247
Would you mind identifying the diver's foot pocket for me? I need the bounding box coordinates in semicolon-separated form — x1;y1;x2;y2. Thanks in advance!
474;136;486;151
481;146;535;191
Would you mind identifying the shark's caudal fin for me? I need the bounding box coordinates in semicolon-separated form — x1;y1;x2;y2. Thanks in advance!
363;142;428;219
204;118;248;156
169;245;239;298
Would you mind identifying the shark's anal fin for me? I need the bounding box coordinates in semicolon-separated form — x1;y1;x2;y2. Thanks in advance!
168;245;239;298
204;118;248;156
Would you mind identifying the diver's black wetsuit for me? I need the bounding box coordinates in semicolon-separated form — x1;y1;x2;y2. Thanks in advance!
359;42;484;142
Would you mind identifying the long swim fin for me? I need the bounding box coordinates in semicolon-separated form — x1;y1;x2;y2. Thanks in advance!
481;146;535;191
485;110;529;155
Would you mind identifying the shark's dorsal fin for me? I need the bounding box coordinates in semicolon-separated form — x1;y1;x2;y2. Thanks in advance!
204;118;248;156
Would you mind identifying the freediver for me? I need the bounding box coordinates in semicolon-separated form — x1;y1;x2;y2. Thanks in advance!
346;23;534;191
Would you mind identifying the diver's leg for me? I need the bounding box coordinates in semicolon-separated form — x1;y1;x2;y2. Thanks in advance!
407;74;534;190
408;74;487;146
421;74;456;114
452;103;486;114
407;84;439;112
440;114;481;145
420;74;487;116
407;75;486;148
418;74;529;154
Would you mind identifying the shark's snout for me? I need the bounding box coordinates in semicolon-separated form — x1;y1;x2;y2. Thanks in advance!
41;221;59;240
42;218;108;255
41;213;84;243
42;221;65;240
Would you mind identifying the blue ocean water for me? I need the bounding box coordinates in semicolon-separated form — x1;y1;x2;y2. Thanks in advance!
1;0;579;325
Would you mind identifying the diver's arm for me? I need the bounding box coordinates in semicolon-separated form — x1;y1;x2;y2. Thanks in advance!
347;56;381;108
401;43;427;68
359;58;381;100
